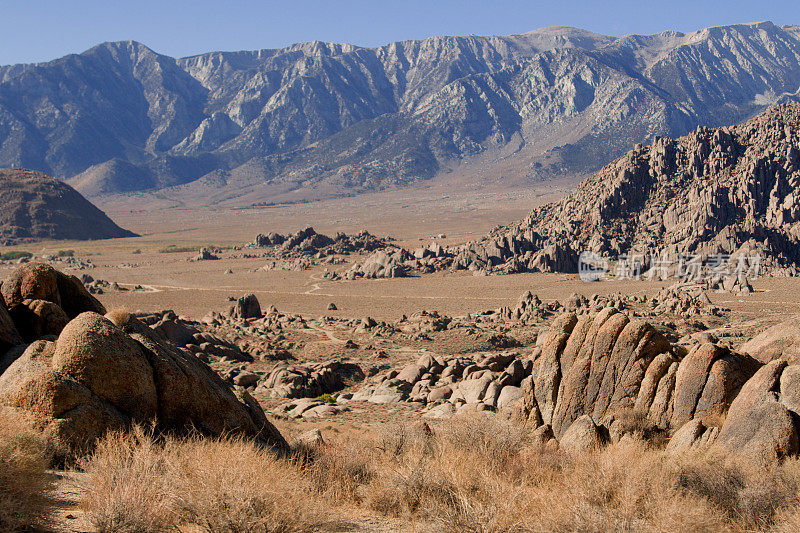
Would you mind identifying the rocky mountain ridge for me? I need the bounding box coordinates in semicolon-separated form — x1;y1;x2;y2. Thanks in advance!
315;103;800;277
1;22;800;204
478;102;800;274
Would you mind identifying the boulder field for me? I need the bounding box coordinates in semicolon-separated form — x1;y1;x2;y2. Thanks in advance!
352;300;800;467
2;261;800;468
0;262;287;460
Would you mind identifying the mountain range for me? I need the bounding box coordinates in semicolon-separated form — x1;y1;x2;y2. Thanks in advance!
1;21;800;204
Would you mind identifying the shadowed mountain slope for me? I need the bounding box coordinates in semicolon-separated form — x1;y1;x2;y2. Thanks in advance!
0;169;137;244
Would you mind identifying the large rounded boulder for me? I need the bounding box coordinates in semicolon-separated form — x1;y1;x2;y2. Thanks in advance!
1;262;104;318
715;361;800;467
0;308;287;459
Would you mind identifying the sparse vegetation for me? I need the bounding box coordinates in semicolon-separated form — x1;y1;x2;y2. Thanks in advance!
316;393;336;404
158;244;230;253
80;428;332;533
0;250;32;261
158;244;201;253
0;409;54;532
75;415;800;532
54;249;74;257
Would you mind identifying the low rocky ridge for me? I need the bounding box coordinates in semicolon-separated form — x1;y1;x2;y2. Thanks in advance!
0;263;287;459
243;227;397;273
0;168;136;244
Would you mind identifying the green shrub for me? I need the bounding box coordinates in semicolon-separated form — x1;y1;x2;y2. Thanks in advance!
159;245;199;254
317;394;336;404
0;251;32;261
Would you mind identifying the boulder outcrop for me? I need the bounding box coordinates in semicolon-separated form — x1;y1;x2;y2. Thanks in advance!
519;307;762;448
715;361;800;467
0;264;287;459
1;262;105;318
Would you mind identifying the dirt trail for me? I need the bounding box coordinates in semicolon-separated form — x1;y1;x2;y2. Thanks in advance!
48;470;92;532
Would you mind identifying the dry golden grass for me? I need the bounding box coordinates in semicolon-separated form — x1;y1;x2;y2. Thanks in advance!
79;427;336;533
104;307;132;327
77;415;800;532
0;408;54;532
364;413;800;532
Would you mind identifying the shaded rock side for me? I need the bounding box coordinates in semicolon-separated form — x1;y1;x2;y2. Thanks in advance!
0;168;137;244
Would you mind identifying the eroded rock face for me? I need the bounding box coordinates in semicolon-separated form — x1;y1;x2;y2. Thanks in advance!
670;343;761;428
516;306;767;454
525;308;672;438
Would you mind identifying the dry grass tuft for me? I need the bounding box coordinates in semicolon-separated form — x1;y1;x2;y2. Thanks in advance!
104;308;131;327
80;427;333;533
672;450;800;530
292;439;372;503
0;408;54;532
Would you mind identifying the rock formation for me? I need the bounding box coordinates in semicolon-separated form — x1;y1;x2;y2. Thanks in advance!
248;228;395;270
481;103;800;274
0;169;136;244
0;264;287;459
333;103;800;277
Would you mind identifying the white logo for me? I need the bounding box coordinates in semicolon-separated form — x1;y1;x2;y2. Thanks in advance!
578;251;608;282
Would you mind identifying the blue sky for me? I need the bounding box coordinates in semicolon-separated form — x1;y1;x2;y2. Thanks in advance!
1;0;799;65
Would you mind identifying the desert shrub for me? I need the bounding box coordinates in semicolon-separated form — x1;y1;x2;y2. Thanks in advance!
293;440;372;503
81;428;331;533
158;244;200;253
79;427;175;532
613;407;670;446
0;409;55;531
55;249;74;257
105;308;132;327
0;250;32;261
131;249;142;255
673;451;800;530
316;393;336;404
